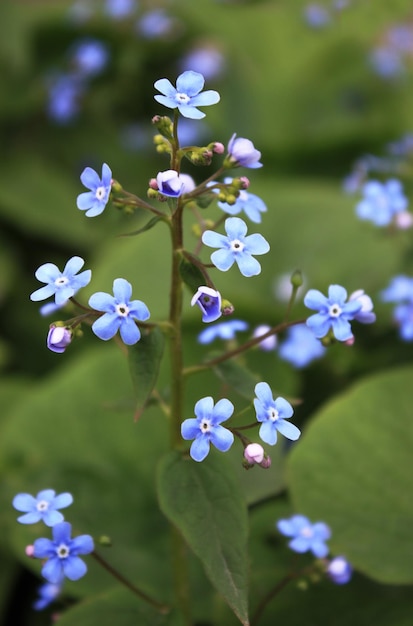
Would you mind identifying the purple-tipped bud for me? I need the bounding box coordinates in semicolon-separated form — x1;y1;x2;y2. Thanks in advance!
47;326;73;353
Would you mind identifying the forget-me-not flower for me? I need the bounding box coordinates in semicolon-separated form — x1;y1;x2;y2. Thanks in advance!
202;217;270;277
380;275;413;302
13;490;73;527
198;319;248;344
69;39;109;77
277;514;331;558
30;256;91;306
304;284;362;341
227;133;262;169
181;396;234;462
47;326;73;354
137;9;176;39
104;0;137;19
156;169;185;197
191;286;222;323
279;324;326;368
33;522;94;583
327;556;352;585
33;582;63;611
77;163;112;217
154;70;220;119
89;278;150;345
356;179;408;226
254;382;300;446
252;325;277;351
217;177;267;223
349;289;376;324
46;73;84;124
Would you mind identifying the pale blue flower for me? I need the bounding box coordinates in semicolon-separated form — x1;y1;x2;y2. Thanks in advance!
156;169;185;197
154;71;220;119
304;285;362;341
277;514;331;558
227;133;262;169
349;290;376;324
46;73;84;124
217;177;267;223
202;217;270;277
33;582;63;611
304;4;331;28
30;256;91;306
137;9;175;39
198;319;248;344
104;0;137;19
380;275;413;302
33;522;94;583
181;396;234;462
47;326;73;354
69;39;109;77
393;302;413;340
254;382;300;446
327;556;352;584
180;46;225;80
191;286;222;323
77;163;112;217
89;278;150;345
356;179;408;226
279;324;326;368
13;490;73;527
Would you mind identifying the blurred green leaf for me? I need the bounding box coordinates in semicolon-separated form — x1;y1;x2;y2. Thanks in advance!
128;326;165;420
157;451;250;626
213;357;259;400
288;365;413;584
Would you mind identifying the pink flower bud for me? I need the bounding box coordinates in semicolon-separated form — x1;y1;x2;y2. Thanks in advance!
25;544;35;557
244;443;264;464
239;176;250;189
213;142;225;154
148;178;159;190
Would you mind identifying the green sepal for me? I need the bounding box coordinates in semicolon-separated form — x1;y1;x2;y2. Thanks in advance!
119;215;164;238
128;326;165;420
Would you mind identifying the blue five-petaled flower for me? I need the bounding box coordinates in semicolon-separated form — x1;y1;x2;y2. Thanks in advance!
253;382;301;446
304;284;362;341
277;514;331;558
197;319;248;344
89;278;150;345
154;71;220;119
30;256;91;307
77;163;112;217
33;521;94;583
13;489;73;527
181;396;235;462
202;217;270;277
217;177;267;223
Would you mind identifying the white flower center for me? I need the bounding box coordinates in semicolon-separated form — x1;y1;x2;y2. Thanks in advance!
176;92;190;104
300;526;313;538
95;186;107;201
200;418;212;433
115;303;130;317
230;239;245;253
329;303;342;318
55;276;69;287
267;407;279;422
36;500;49;512
56;543;70;559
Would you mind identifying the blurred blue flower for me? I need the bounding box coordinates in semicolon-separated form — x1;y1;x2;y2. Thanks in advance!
279;324;326;368
30;256;91;306
180;46;225;80
252;325;277;351
277;514;331;558
227;133;262;169
181;396;234;462
254;382;300;446
393;302;413;340
33;522;94;583
104;0;137;19
77;163;112;217
202;217;270;277
304;4;331;28
380;275;413;302
89;278;150;345
198;319;248;344
369;47;404;79
327;556;352;584
156;169;185;197
46;74;84;124
137;9;176;39
356;179;408;226
69;39;109;77
13;490;73;527
47;326;73;354
33;582;62;611
191;286;222;323
217;177;267;223
304;284;362;341
154;71;220;119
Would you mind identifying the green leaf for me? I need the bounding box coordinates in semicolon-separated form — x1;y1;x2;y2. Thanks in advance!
128;326;165;420
179;255;208;293
157;451;250;626
119;215;164;238
288;365;413;584
213;358;259;399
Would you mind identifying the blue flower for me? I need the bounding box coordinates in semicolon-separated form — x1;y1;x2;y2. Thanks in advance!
77;163;112;217
254;382;300;446
191;286;222;323
198;319;248;344
217;177;267;223
104;0;136;19
13;490;73;527
69;39;109;77
356;179;408;226
202;217;270;277
180;46;225;80
46;73;84;124
370;47;404;79
30;256;91;306
252;325;277;351
304;4;331;28
47;326;73;354
156;169;185;197
227;133;262;169
33;582;62;611
349;289;376;324
304;285;362;341
393;302;413;340
154;70;220;119
380;275;413;303
137;9;175;39
33;522;94;583
181;396;234;462
326;556;352;585
277;514;331;558
279;324;326;368
89;279;150;345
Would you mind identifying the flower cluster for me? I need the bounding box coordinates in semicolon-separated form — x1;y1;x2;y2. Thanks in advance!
381;275;413;340
13;489;94;610
355;179;409;227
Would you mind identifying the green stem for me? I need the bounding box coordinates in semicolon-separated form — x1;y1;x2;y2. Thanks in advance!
91;551;169;614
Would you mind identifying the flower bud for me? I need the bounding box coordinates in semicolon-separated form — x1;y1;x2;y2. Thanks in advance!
191;286;222;323
221;299;235;316
290;269;304;289
212;142;224;154
25;544;35;557
244;443;264;464
47;325;73;353
326;556;352;584
239;176;250;189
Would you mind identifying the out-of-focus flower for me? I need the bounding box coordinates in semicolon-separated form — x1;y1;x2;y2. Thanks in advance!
46;74;84;124
277;514;331;558
104;0;137;19
136;9;177;39
279;324;326;368
356;179;408;226
180;46;225;80
304;4;331;28
252;325;277;351
226;133;262;169
327;556;352;584
369;47;404;79
33;582;63;611
198;319;248;344
69;39;109;77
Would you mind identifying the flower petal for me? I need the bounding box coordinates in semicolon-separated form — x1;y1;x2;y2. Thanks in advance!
176;70;204;96
43;510;65;527
276;419;301;441
225;217;248;239
154;78;176;98
13;493;37;512
190;435;210;462
181;418;200;440
42;558;64;584
259;421;277;446
62;556;87;580
211;398;234;423
91;313;121;341
80;167;100;190
190;90;220;107
77;191;96;210
209;425;234;452
211;248;235;271
63;256;85;277
89;292;115;312
255;381;273;406
35;263;60;283
235;252;261;277
71;534;94;555
113;278;132;302
194;396;214;420
304;289;328;310
119;317;141;345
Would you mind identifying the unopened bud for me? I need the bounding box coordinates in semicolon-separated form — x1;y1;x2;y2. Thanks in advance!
47;325;73;354
221;299;234;315
244;443;264;464
290;269;304;289
345;335;355;346
25;544;35;557
98;535;112;547
148;178;158;190
212;142;225;154
239;176;250;189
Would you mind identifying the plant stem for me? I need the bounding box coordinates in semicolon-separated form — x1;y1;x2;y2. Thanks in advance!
91;551;169;613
